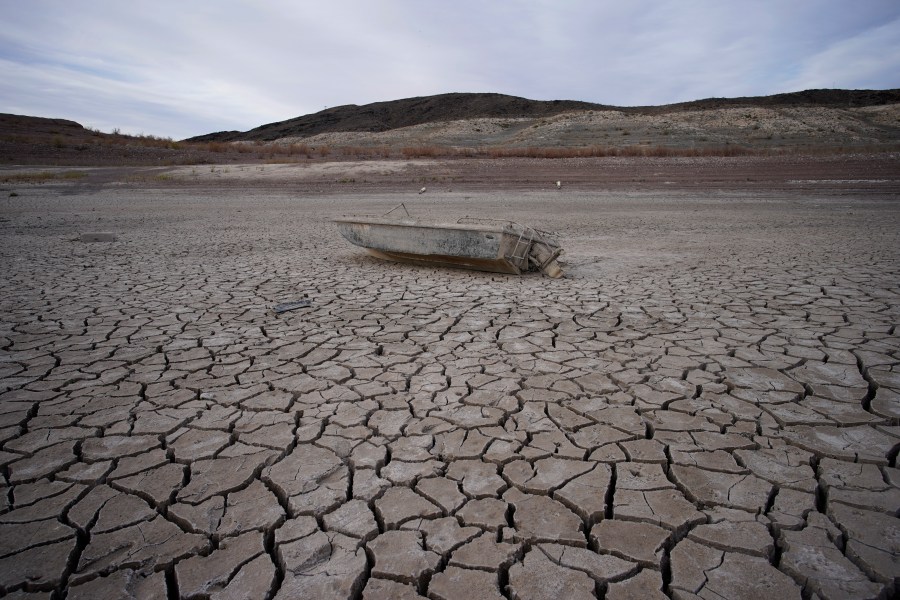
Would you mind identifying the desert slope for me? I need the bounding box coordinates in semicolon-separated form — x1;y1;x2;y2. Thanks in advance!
2;89;898;166
189;89;900;149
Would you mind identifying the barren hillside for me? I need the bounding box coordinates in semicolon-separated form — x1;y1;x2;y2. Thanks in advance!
190;90;900;152
277;104;900;151
2;90;899;166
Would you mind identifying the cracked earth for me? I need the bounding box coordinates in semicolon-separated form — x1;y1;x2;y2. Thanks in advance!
1;178;898;599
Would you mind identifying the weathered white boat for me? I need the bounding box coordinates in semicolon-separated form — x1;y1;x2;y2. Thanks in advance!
334;215;564;277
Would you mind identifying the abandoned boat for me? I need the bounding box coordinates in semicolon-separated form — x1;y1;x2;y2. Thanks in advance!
333;215;564;277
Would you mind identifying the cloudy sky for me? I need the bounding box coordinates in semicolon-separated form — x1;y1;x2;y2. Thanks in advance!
2;0;899;139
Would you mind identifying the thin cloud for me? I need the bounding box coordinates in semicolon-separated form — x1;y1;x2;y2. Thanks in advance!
785;16;900;91
1;0;898;139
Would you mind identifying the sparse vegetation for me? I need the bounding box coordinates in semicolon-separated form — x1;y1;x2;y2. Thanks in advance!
401;146;442;158
0;170;86;183
2;96;899;168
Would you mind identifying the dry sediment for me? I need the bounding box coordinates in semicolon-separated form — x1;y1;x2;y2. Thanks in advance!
0;160;898;599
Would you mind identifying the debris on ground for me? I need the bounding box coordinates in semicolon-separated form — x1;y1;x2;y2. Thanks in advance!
273;299;312;313
81;232;117;242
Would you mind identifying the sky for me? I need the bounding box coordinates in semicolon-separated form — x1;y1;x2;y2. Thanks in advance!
1;0;899;140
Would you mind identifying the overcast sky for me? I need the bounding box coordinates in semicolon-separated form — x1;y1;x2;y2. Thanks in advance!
2;0;899;140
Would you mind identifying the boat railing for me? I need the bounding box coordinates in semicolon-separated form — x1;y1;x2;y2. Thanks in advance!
383;203;411;217
456;217;561;271
508;226;536;268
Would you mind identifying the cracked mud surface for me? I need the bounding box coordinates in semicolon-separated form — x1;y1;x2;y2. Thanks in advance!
1;175;899;599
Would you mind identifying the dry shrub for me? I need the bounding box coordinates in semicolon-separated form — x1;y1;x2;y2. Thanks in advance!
0;170;86;183
472;144;764;159
257;143;309;156
401;146;443;158
340;146;369;157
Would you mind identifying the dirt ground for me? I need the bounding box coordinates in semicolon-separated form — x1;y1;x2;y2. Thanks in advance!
2;153;899;194
0;156;898;599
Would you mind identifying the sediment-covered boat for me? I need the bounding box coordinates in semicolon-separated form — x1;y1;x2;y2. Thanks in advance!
334;214;564;277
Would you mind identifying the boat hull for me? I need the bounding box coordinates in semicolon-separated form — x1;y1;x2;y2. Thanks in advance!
333;216;563;277
365;248;522;274
335;218;527;274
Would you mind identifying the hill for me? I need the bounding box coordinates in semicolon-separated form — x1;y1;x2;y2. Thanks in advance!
188;89;900;143
188;93;610;142
1;89;898;166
